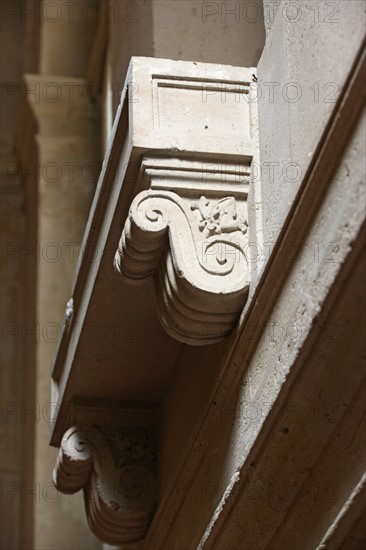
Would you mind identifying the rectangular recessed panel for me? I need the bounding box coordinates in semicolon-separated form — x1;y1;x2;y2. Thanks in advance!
154;79;251;137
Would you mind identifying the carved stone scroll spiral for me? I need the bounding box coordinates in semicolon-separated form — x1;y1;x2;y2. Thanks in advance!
53;426;157;545
114;190;250;345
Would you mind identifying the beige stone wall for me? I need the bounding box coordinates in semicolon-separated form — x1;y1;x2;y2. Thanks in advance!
31;0;103;546
0;5;32;548
1;1;103;548
257;0;366;257
32;110;101;549
0;162;29;550
149;3;366;547
109;0;265;114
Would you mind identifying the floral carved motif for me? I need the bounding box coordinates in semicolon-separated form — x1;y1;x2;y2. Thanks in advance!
191;196;248;237
109;429;156;467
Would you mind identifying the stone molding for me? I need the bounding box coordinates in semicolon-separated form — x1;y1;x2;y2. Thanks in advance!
53;426;157;544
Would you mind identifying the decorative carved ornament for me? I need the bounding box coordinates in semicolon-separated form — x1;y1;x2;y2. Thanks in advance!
114;157;251;345
53;426;157;544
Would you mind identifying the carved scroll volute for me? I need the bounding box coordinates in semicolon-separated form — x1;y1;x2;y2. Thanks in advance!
53;426;157;545
114;186;250;345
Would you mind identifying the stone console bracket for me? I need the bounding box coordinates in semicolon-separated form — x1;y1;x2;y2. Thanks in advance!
114;157;252;345
112;58;259;345
53;426;158;545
